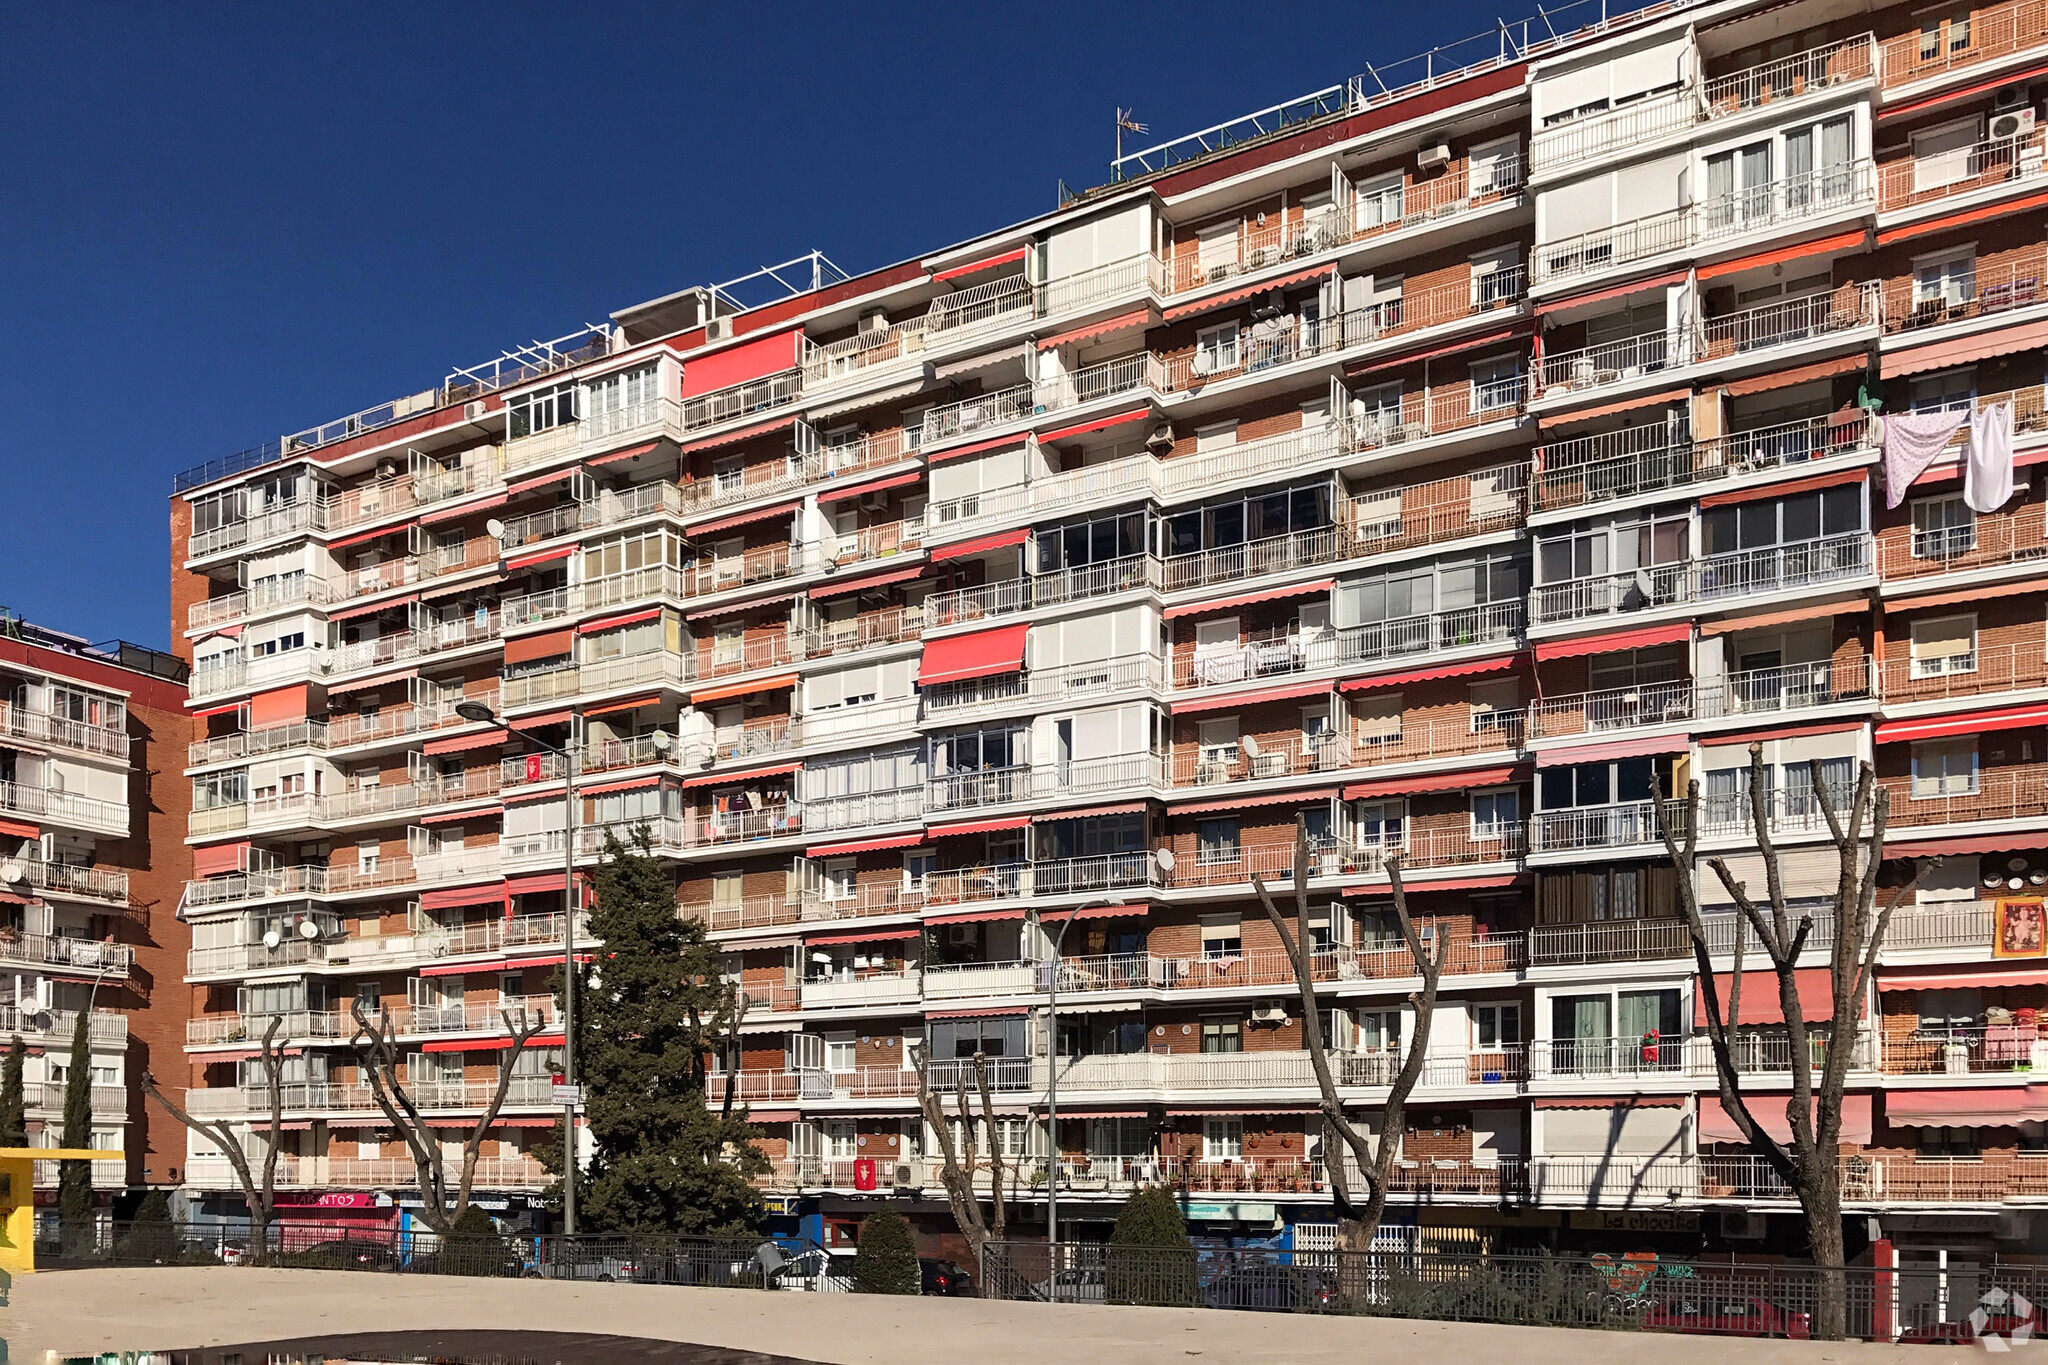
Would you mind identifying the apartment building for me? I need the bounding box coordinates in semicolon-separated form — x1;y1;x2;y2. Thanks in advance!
167;0;2048;1256
0;615;189;1214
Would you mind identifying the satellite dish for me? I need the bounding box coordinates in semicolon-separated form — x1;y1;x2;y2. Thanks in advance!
262;928;283;951
299;918;322;940
1240;735;1262;759
485;518;507;540
0;861;22;885
649;730;673;754
1154;848;1176;874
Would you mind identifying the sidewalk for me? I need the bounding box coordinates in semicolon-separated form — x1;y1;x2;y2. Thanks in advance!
2;1267;1961;1363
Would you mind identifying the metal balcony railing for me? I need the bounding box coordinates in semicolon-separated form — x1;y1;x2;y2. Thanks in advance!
14;858;131;906
1884;768;2048;829
1531;412;1877;513
926;553;1161;630
0;779;126;834
0;932;133;978
1880;136;2048;215
1881;639;2048;705
1536;287;1878;398
1529;799;1688;853
1879;503;2048;582
1173;602;1523;690
1879;0;2048;87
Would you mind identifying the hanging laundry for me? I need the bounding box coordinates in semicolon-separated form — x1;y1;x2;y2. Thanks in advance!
1965;401;2017;514
1881;407;1969;509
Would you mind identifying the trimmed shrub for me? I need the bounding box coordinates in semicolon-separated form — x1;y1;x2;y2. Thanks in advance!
850;1207;921;1294
1106;1185;1198;1307
438;1203;509;1277
120;1188;182;1263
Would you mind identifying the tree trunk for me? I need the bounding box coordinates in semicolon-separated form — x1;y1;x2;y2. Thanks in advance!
1803;1167;1847;1340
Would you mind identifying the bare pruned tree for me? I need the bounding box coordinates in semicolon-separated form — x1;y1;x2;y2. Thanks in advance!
1253;820;1446;1255
1654;743;1935;1340
913;1047;1008;1272
350;998;549;1237
141;1014;286;1262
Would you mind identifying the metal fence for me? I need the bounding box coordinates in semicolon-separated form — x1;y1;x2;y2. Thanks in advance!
980;1240;2048;1341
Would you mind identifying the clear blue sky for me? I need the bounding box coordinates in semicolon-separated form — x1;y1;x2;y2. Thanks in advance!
0;0;1515;649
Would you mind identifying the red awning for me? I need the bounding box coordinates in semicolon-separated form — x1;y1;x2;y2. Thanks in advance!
586;692;663;717
687;590;800;622
806;926;921;945
1355;319;1529;375
423;728;506;756
1395;873;1524;893
417;1033;565;1054
1040;903;1149;921
926;814;1032;838
581;775;660;797
508;468;577;496
1700;1093;1872;1145
1697;468;1866;509
1533;621;1691;662
926;434;1029;466
806;833;927;858
192;842;250;878
188;700;242;718
1878;189;2048;248
681;760;799;788
811;565;924;600
588;440;660;467
677;415;799;457
326;668;415;696
421;492;508;524
421;806;496;825
1886;574;2048;611
1884;1087;2043;1126
328;524;402;549
1162;578;1332;620
1534;269;1688;318
1038;307;1158;350
419;884;506;912
929;527;1028;563
1344;765;1519;800
421;953;592;977
1544;386;1689;423
1882;963;2048;990
1171;680;1331;715
328;594;414;623
511;709;573;731
1698;230;1866;282
929;246;1028;282
0;819;38;842
1884;319;2048;380
924;1006;1029;1019
925;908;1029;926
505;545;574;572
1723;353;1867;398
575;607;663;635
1162;267;1333;324
1039;406;1151;445
1535;733;1685;766
1698;967;1857;1026
815;471;923;504
1700;599;1865;636
503;629;573;666
691;673;797;705
1338;654;1520;692
1889;830;2048;859
1876;703;2048;745
1171;787;1339;815
918;623;1029;686
685;499;799;538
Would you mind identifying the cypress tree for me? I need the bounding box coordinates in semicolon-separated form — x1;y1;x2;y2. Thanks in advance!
546;830;765;1234
1107;1185;1198;1306
0;1034;26;1147
850;1206;921;1294
59;1011;94;1241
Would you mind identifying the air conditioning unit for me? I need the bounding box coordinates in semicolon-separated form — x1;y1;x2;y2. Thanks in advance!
1145;423;1176;454
946;924;976;945
858;309;890;335
1995;84;2027;111
1250;292;1285;322
1991;107;2037;140
1718;1210;1767;1240
1418;140;1453;170
706;316;736;342
894;1162;917;1188
1251;1004;1288;1024
463;401;486;421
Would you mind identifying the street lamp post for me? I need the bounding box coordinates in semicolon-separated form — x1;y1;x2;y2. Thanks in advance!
455;696;669;1237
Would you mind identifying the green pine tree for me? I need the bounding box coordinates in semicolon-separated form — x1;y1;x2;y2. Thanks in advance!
1107;1185;1198;1306
0;1034;26;1148
850;1207;921;1294
542;830;766;1235
58;1011;94;1242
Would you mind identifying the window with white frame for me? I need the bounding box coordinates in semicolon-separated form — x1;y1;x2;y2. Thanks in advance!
1356;171;1405;229
1912;245;1977;310
1469;355;1524;412
1472;789;1520;839
1909;368;1976;414
1203;1117;1245;1162
825;1034;857;1074
1471;244;1523;307
1195;322;1241;375
1471;136;1521;195
822;858;857;902
1918;5;1974;61
1200;911;1243;959
1469;679;1521;733
1911;116;1981;193
1911;737;1978;797
1357;1008;1403;1053
585;364;658;427
1196;716;1240;769
507;383;578;439
1354;799;1406;850
1197;818;1240;865
822;1120;857;1160
1474;1002;1521;1049
1909;614;1977;678
904;850;935;892
1911;495;1975;559
1196;220;1241;276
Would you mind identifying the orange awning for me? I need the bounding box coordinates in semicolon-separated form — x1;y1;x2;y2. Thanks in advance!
1039;307;1159;349
1170;680;1332;715
1344;765;1519;800
1532;621;1690;662
1723;353;1866;398
1697;468;1865;508
1162;267;1333;324
1339;654;1521;692
1698;230;1866;282
1170;787;1340;815
1542;386;1690;424
1039;406;1151;445
684;499;799;537
690;673;797;704
1883;320;2048;380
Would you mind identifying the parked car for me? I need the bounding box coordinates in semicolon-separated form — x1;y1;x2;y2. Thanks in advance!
1202;1264;1337;1313
281;1237;396;1272
1030;1267;1107;1303
1642;1296;1812;1339
921;1257;974;1296
1901;1311;2043;1345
